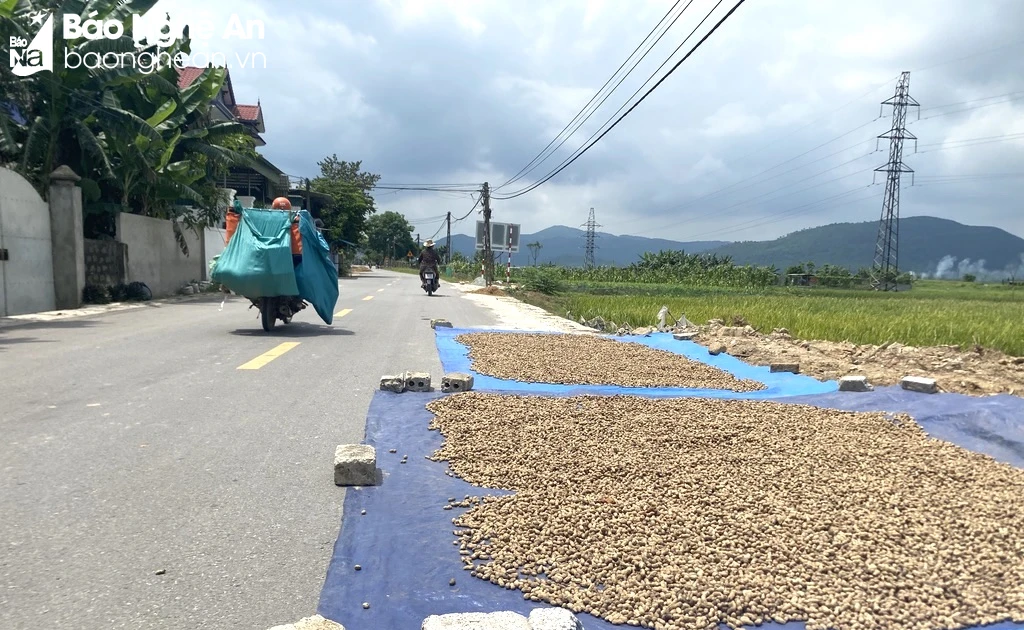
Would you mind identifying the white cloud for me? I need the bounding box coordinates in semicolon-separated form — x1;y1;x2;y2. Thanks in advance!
178;0;1024;243
701;103;762;137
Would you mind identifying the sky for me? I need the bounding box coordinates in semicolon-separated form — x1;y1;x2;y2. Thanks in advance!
155;0;1024;244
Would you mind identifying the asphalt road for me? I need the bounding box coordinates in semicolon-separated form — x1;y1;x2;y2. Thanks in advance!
0;270;495;630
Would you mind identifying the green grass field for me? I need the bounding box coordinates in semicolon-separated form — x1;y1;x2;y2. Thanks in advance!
521;280;1024;356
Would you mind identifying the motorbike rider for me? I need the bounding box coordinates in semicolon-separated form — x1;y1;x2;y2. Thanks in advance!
417;239;441;286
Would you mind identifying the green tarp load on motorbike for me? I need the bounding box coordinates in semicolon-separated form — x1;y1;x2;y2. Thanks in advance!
211;209;299;298
210;208;339;325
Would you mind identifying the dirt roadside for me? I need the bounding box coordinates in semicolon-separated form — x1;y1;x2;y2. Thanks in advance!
695;321;1024;396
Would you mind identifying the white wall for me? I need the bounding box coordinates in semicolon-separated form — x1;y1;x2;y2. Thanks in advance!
0;168;56;316
116;214;204;297
203;227;227;280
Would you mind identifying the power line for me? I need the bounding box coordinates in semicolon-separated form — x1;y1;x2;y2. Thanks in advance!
917;131;1024;153
912;95;1024;123
374;185;479;193
453;195;482;222
494;0;746;200
496;0;693;191
907;38;1024;74
918;91;1024;114
678;185;881;240
602;119;882;230
632;164;877;237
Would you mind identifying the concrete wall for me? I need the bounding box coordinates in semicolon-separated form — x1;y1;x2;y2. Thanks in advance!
116;214;204;297
0;167;56;316
84;239;127;287
203;227;227;280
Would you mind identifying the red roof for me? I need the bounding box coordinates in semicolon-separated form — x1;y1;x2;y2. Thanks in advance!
176;66;205;88
234;104;261;122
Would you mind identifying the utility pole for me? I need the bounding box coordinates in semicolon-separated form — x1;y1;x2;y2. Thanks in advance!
871;71;919;291
416;233;420;248
445;211;452;264
482;182;492;285
582;207;600;269
304;178;311;212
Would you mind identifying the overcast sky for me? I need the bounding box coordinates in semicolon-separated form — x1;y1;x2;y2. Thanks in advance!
157;0;1024;243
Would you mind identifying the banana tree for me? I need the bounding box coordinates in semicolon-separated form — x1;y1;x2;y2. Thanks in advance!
1;0;186;192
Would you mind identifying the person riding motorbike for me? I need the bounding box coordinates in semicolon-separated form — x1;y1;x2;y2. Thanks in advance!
417;239;441;287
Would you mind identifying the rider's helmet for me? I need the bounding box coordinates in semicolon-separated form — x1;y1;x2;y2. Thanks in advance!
271;197;292;210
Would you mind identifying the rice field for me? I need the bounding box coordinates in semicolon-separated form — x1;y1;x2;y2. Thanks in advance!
551;281;1024;356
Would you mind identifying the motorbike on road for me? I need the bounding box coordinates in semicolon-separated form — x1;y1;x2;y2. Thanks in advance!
250;295;307;331
421;266;440;296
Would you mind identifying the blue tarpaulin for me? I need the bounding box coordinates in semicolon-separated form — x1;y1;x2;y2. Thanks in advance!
317;328;1024;630
435;328;838;399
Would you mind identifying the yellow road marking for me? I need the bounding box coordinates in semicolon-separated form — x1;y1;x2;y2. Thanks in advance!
335;308;353;318
362;295;374;301
377;288;385;292
237;342;300;370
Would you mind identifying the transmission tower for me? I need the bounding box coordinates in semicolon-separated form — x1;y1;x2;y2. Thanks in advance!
871;71;919;291
582;207;601;269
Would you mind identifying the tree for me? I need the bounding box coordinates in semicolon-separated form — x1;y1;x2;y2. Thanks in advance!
527;241;543;266
1;1;258;254
364;211;416;264
311;156;381;252
963;274;977;283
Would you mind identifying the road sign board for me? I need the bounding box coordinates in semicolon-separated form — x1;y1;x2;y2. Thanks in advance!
475;221;520;253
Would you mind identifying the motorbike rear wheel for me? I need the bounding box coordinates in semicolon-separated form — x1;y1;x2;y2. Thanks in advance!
261;297;276;332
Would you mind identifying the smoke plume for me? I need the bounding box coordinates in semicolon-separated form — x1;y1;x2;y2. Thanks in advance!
920;253;1024;281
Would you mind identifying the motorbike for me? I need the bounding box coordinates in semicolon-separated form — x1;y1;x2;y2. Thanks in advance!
421;266;440;296
249;295;307;331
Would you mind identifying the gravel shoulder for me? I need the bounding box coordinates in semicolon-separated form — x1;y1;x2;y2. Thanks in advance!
696;322;1024;396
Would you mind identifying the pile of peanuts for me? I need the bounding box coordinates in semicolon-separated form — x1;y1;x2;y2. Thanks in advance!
456;332;765;392
426;392;1024;630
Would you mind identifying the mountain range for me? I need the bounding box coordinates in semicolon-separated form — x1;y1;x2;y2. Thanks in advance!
440;217;1024;279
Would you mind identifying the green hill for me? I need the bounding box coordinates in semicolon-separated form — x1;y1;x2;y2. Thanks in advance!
705;217;1024;278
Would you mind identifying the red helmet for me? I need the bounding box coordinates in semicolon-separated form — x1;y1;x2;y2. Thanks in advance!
271;197;292;210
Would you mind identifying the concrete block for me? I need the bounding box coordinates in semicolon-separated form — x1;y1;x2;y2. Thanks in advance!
901;375;938;394
839;375;873;392
442;373;474;393
267;614;345;630
380;375;405;393
770;363;800;374
431;319;454;329
334;444;377;486
673;331;697;341
405;371;432;392
528;607;584;630
422;611;530;630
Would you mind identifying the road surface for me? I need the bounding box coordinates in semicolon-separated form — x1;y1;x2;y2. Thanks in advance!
0;271;495;630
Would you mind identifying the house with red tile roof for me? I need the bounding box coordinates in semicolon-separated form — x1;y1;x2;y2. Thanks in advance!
176;65;288;207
